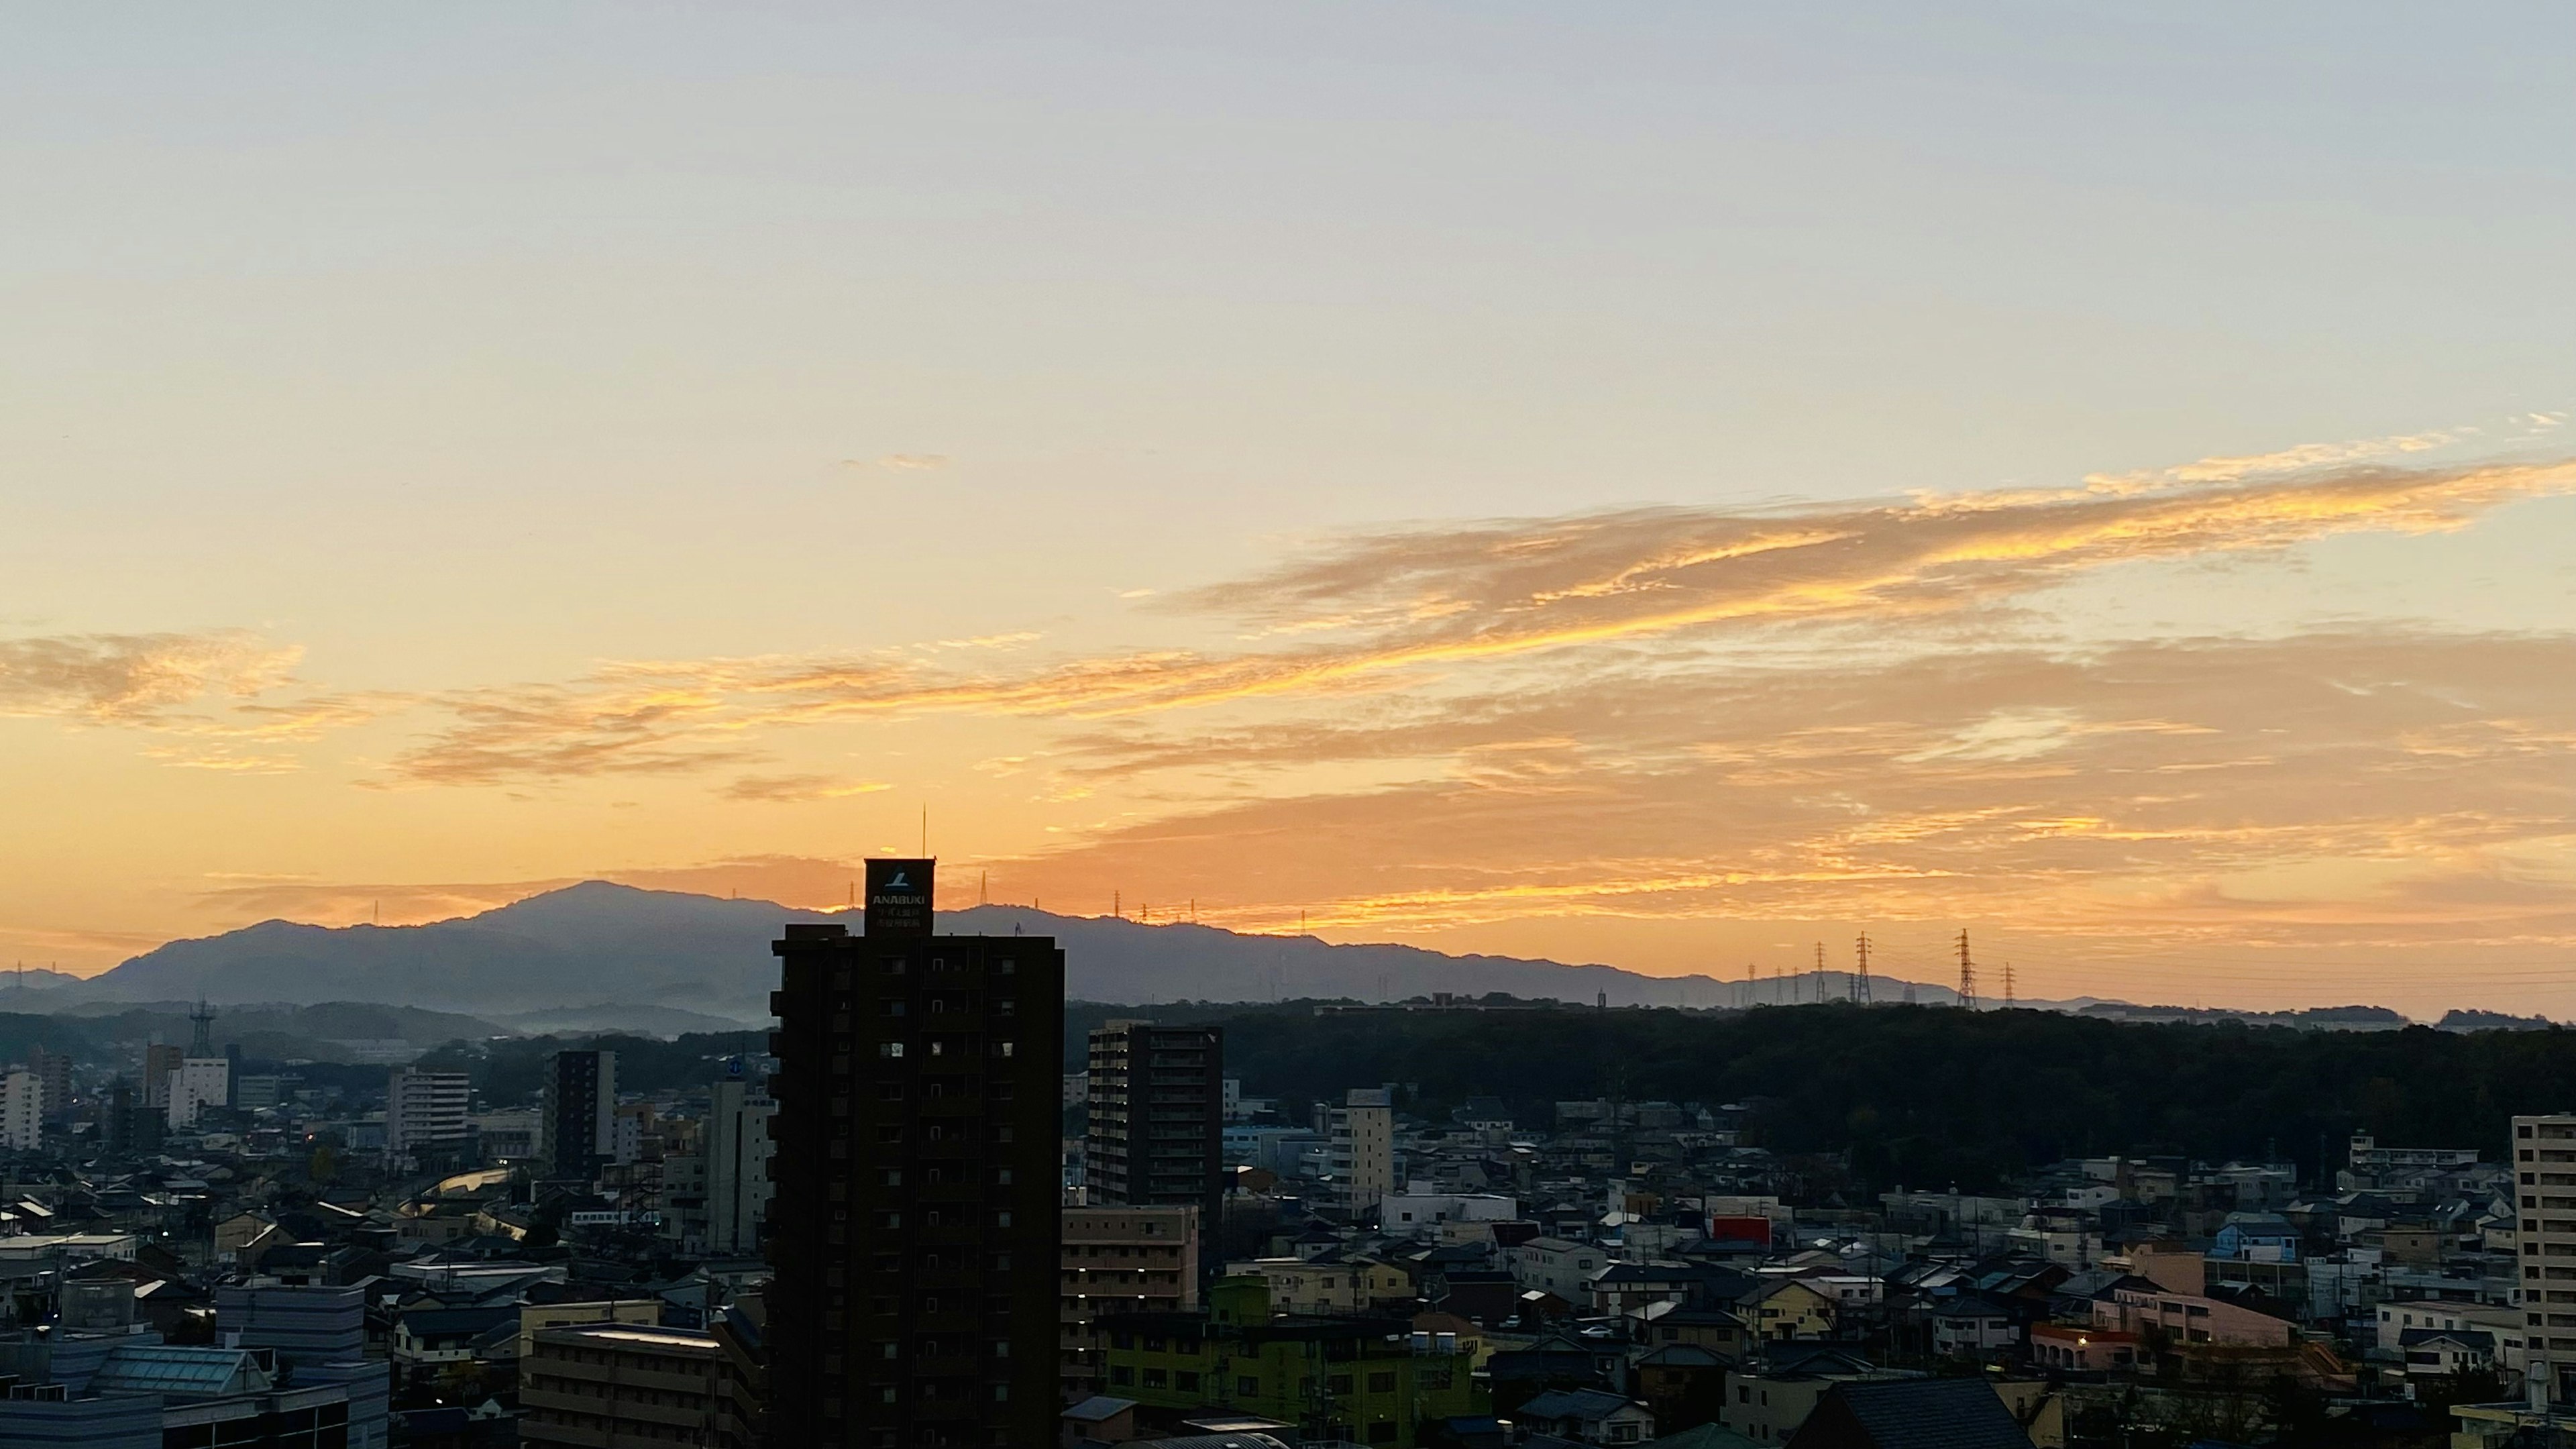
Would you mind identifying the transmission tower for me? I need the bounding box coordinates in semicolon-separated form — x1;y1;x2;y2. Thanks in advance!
1955;929;1978;1010
1815;943;1828;1002
2004;960;2016;1008
1853;933;1873;1004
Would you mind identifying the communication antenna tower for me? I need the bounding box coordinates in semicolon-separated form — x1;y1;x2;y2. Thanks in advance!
1854;933;1873;1004
1955;929;1978;1010
188;1000;217;1057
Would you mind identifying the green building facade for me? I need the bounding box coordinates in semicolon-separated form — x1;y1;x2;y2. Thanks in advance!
1095;1276;1481;1447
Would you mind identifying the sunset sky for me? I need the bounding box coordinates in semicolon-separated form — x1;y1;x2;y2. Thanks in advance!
5;6;2573;1016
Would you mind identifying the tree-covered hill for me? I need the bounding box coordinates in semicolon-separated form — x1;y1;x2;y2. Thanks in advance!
1068;1000;2576;1193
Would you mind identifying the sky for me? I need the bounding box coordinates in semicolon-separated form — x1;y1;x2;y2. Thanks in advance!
3;4;2573;1017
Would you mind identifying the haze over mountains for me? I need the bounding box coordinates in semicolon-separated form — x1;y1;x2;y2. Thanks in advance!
0;883;2514;1033
13;881;1961;1024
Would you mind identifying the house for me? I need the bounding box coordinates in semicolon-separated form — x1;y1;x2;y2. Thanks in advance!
1511;1238;1608;1301
1224;1255;1412;1316
2212;1212;2300;1263
1592;1262;1756;1317
1491;1328;1629;1411
391;1305;520;1377
1718;1348;1891;1444
1784;1379;2034;1449
1513;1387;1656;1446
1738;1279;1836;1342
2027;1322;2139;1373
2398;1328;2495;1383
1627;1301;1748;1361
1929;1295;2020;1358
1631;1343;1728;1432
1061;1393;1140;1446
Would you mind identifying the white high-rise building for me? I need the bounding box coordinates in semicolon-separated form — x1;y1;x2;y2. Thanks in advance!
704;1075;775;1256
1328;1087;1395;1215
166;1057;231;1130
0;1070;43;1150
388;1068;472;1155
2516;1114;2576;1405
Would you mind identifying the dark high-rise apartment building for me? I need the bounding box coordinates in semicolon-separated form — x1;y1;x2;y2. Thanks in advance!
541;1049;617;1177
765;859;1063;1448
1085;1020;1224;1237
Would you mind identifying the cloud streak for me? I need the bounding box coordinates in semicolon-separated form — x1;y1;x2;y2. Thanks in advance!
0;631;302;723
996;630;2576;961
380;455;2576;785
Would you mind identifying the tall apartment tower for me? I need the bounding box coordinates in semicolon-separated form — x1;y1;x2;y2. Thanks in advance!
2516;1113;2576;1405
26;1047;72;1124
541;1051;619;1177
704;1065;777;1257
388;1067;472;1156
1329;1088;1396;1218
0;1069;41;1150
140;1043;184;1110
765;859;1064;1449
1085;1020;1224;1235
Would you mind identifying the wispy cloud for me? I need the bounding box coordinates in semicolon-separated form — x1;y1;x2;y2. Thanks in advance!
0;631;301;723
722;773;894;803
0;631;402;773
378;455;2575;786
1000;630;2576;955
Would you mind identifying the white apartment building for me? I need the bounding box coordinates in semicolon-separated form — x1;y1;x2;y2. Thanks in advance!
1381;1191;1518;1238
388;1068;472;1155
703;1077;775;1256
2375;1299;2525;1379
1509;1236;1606;1302
1328;1089;1394;1215
2514;1114;2576;1405
166;1057;231;1130
0;1070;42;1150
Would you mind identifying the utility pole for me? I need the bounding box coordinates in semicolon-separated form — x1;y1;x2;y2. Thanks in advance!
1956;930;1978;1010
1854;933;1872;1004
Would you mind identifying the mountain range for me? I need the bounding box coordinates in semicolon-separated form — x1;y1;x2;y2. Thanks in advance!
7;882;1962;1024
0;883;2507;1032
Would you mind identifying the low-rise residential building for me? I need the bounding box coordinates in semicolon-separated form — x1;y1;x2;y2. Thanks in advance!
520;1324;719;1448
1510;1236;1607;1301
1094;1277;1475;1449
1065;1205;1201;1401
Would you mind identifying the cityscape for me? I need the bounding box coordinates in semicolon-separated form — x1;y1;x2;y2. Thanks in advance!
7;6;2576;1449
0;860;2551;1445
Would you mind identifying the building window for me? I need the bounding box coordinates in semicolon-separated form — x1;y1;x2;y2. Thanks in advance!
879;1042;904;1058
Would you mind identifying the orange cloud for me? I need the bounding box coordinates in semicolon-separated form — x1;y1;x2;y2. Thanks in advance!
376;455;2576;786
0;631;301;723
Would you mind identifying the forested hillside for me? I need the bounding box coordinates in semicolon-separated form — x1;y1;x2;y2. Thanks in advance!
1068;1000;2570;1193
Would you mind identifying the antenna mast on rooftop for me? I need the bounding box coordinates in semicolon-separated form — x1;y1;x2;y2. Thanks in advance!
1956;929;1978;1010
188;1000;217;1057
